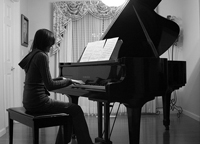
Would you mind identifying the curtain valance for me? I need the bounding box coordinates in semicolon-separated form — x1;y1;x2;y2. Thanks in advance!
51;1;122;55
54;1;121;21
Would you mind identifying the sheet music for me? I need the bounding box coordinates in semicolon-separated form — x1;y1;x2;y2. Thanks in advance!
80;37;119;62
80;40;106;62
88;40;106;61
99;37;119;61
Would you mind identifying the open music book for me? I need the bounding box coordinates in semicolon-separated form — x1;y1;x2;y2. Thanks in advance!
80;37;120;62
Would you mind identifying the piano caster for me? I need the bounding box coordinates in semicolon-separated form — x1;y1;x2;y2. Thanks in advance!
95;137;112;144
163;120;170;130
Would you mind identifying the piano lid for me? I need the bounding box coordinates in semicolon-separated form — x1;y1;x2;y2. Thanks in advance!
100;0;180;58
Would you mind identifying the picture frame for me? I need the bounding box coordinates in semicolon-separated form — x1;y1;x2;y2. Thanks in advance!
21;14;29;47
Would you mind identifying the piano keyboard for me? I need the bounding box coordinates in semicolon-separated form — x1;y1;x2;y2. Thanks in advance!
72;84;105;91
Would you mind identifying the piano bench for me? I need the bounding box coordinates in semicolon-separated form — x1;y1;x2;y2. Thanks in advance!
7;107;70;144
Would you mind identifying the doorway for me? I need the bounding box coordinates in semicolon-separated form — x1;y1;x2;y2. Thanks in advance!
2;0;21;128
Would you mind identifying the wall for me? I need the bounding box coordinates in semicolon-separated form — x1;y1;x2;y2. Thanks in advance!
0;0;6;137
180;0;200;121
159;0;200;121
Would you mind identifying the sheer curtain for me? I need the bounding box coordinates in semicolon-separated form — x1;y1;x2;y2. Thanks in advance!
54;20;73;102
52;1;156;115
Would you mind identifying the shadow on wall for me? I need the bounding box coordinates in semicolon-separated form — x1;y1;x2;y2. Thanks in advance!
179;56;200;119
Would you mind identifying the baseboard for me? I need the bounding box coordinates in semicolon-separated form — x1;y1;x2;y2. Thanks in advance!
183;109;200;122
0;128;6;137
156;108;200;122
155;108;178;115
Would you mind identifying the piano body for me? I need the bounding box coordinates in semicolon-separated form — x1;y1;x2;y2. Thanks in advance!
52;0;186;144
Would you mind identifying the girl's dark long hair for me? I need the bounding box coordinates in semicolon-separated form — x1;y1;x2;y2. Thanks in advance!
30;29;55;52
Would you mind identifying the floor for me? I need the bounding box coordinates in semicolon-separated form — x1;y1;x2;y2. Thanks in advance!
0;113;200;144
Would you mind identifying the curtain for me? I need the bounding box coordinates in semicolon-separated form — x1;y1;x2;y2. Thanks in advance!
52;1;156;115
54;20;73;102
51;1;122;55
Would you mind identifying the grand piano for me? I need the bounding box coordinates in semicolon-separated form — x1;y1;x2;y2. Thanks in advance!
52;0;186;144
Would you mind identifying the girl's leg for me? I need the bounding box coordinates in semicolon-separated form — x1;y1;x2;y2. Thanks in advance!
46;100;94;144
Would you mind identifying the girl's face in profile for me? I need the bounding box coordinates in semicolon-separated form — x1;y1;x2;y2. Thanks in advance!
45;45;52;53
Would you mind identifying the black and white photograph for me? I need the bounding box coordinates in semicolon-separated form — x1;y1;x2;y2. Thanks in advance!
0;0;199;144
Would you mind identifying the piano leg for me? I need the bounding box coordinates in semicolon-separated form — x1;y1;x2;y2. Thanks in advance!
104;102;111;143
162;87;173;130
126;106;142;144
68;95;79;104
97;102;103;139
67;95;79;141
95;102;112;144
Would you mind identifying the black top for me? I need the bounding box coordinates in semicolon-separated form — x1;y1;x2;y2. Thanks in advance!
19;49;72;110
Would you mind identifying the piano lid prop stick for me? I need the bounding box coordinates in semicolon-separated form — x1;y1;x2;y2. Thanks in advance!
132;5;159;58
